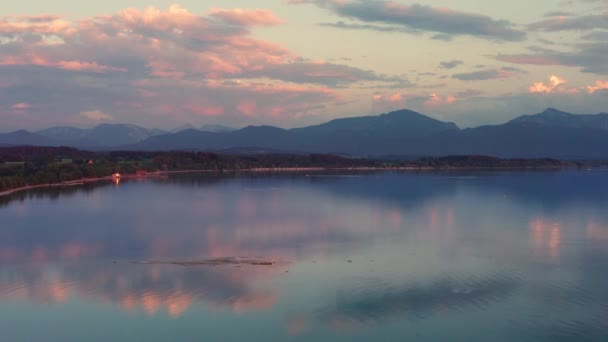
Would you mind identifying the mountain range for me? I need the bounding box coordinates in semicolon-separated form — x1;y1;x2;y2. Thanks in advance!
0;123;237;148
1;108;607;158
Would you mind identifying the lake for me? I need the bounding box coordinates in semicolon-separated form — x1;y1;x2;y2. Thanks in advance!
1;170;608;341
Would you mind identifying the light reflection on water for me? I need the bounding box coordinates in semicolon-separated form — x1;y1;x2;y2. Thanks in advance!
1;170;608;341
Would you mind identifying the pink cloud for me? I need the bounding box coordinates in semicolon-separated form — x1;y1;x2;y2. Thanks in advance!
529;75;566;94
0;5;293;79
374;92;458;107
0;4;387;86
529;75;580;94
113;4;198;30
425;93;457;106
209;8;284;26
56;60;127;73
372;91;456;114
131;77;337;125
11;102;31;110
586;80;608;94
147;61;186;79
0;54;126;73
0;16;73;35
0;4;402;129
387;93;404;102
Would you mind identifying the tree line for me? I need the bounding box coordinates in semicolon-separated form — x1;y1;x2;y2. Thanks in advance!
0;146;580;193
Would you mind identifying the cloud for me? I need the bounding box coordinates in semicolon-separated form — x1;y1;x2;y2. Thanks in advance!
371;91;456;114
290;0;526;41
238;61;405;87
56;61;128;73
457;89;483;97
0;15;73;36
586;80;608;93
529;75;566;94
319;21;414;33
11;102;31;110
0;4;391;85
0;55;127;74
0;4;405;129
496;39;608;74
529;75;580;94
528;75;608;95
440;60;464;69
132;78;340;124
209;8;284;26
581;30;608;40
80;110;114;121
529;14;608;31
493;9;608;75
425;93;457;106
372;92;405;104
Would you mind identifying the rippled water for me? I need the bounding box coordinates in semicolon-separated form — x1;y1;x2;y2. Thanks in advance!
1;170;608;341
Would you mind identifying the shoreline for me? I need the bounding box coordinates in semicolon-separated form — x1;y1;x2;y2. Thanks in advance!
0;165;584;198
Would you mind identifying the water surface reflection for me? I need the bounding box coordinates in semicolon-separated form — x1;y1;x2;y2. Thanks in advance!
1;170;608;341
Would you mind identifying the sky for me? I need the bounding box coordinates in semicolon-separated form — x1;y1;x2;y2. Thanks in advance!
0;0;607;131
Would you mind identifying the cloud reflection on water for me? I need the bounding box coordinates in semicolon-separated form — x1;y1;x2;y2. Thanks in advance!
1;170;608;339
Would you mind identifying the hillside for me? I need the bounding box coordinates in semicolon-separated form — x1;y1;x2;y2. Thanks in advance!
2;108;608;158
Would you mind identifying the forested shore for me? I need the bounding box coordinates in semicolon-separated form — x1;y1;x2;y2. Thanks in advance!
0;146;597;194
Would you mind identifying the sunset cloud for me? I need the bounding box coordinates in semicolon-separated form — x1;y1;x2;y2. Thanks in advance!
529;75;579;94
529;75;567;94
425;93;457;106
0;4;387;86
0;15;73;36
496;32;608;75
529;14;608;31
11;102;31;110
0;4;402;129
528;75;608;95
290;0;526;41
209;8;284;26
372;92;456;114
56;61;128;73
440;60;464;70
586;80;608;94
1;1;608;130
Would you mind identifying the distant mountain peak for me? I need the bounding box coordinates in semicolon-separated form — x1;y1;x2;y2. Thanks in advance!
240;125;286;132
384;109;418;115
382;109;426;117
171;124;197;133
543;107;561;113
5;108;608;158
507;108;608;132
540;108;571;116
199;124;236;133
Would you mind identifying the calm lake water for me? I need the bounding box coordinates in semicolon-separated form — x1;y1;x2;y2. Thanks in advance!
2;170;608;341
